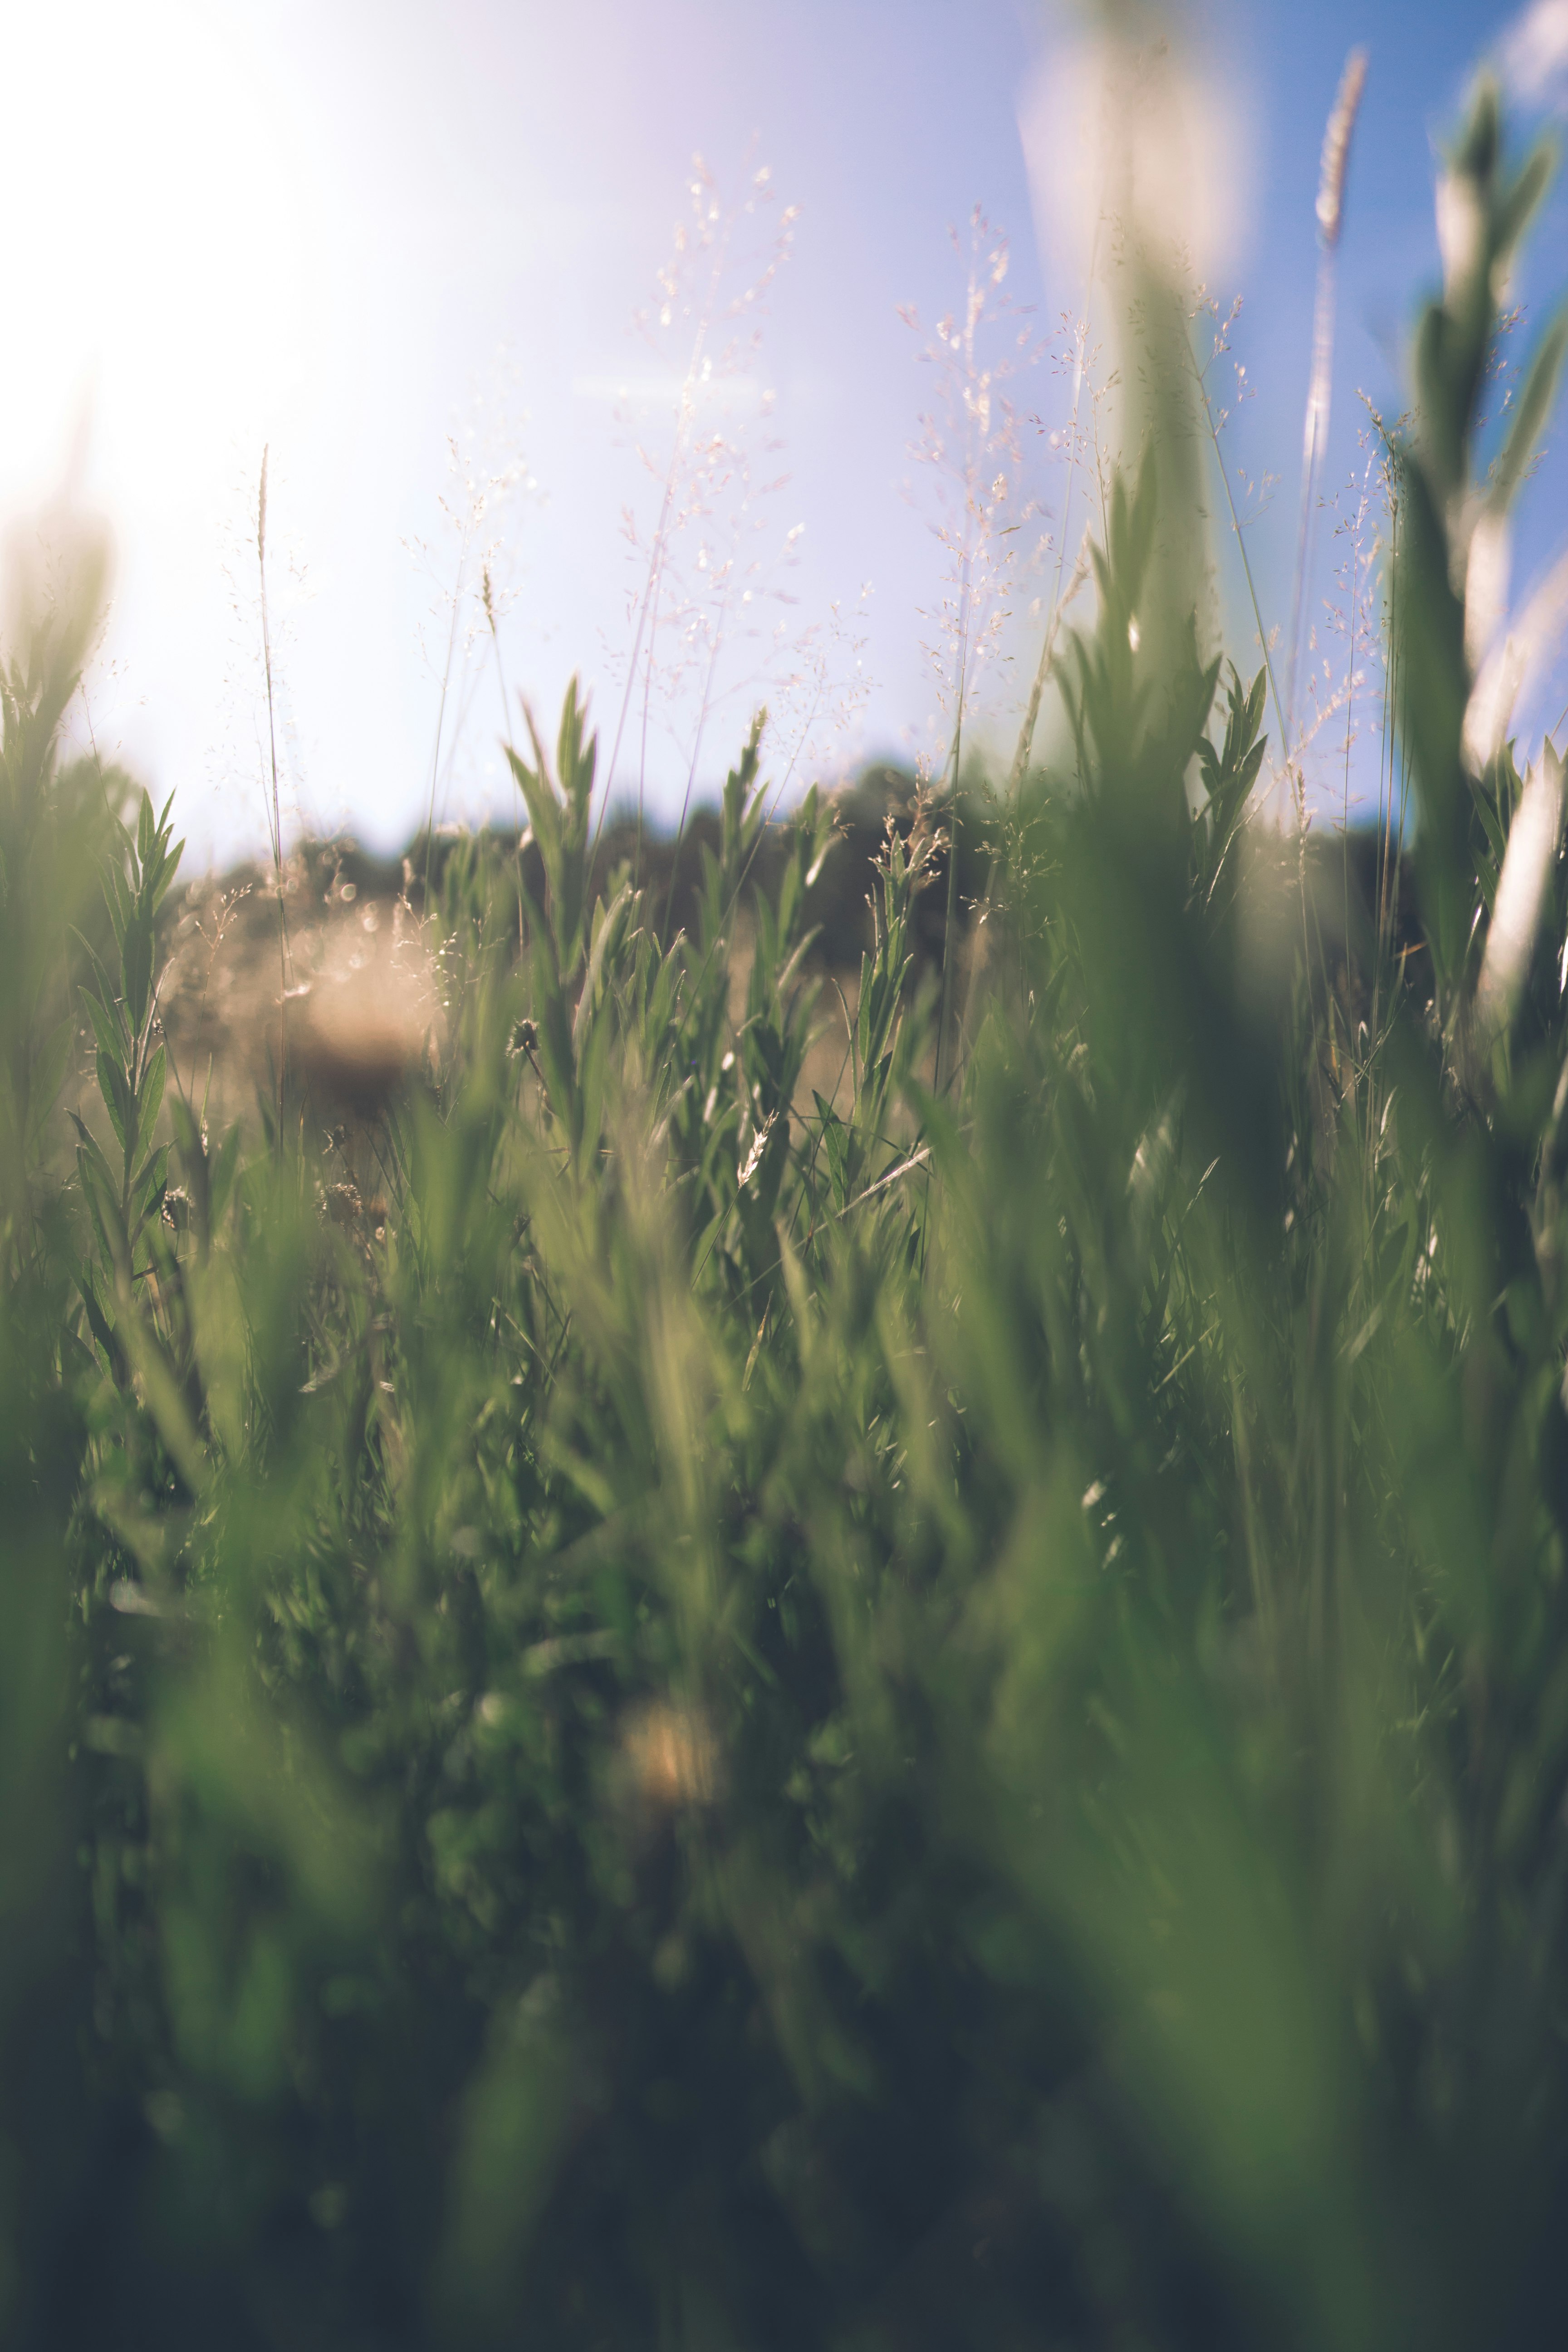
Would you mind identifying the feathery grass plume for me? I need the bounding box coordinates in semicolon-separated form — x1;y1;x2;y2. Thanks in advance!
1008;225;1113;791
900;206;1041;1089
1188;289;1292;812
595;151;800;880
901;207;1042;752
1285;49;1368;767
407;363;534;881
1006;523;1091;791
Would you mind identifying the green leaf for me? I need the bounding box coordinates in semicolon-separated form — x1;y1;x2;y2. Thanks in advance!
102;861;131;951
209;1124;242;1228
137;1043;166;1162
27;1016;74;1146
81;986;127;1067
76;1268;117;1365
1496;138;1555;268
1492;307;1568;517
60;1324;106;1390
76;1136;127;1270
168;1091;200;1163
507;748;561;876
70;1110;119;1203
149;833;185;914
96;1047;132;1156
130;1143;169;1230
814;1092;851;1209
71;925;119;1010
123;912;154;1035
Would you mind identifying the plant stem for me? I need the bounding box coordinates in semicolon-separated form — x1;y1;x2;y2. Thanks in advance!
933;556;970;1103
258;446;291;1135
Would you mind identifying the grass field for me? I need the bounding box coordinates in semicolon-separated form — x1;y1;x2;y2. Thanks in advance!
2;56;1568;2352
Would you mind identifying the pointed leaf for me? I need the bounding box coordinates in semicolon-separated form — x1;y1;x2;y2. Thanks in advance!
1245;664;1268;742
96;1048;132;1155
149;834;185;912
209;1124;242;1228
82;987;127;1068
102;861;131;950
70;1110;119;1201
1493;307;1568;517
27;1016;74;1145
123;912;153;1034
77;1269;117;1364
131;1143;169;1230
71;927;120;1016
168;1091;200;1162
136;1043;166;1161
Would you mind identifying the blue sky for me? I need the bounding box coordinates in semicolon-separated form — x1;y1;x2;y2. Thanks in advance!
2;0;1562;866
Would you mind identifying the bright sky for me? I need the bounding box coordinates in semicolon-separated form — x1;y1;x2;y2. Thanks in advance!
3;0;1564;868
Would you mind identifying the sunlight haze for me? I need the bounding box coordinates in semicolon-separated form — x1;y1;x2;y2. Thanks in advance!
2;0;1559;868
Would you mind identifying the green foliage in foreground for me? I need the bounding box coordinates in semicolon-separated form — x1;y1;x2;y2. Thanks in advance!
5;76;1568;2352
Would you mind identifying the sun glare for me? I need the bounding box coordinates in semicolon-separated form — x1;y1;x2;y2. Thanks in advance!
0;3;316;538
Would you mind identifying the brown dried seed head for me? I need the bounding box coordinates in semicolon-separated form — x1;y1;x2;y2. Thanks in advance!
322;1181;363;1226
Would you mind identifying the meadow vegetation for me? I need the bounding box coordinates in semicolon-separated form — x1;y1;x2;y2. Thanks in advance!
4;59;1568;2352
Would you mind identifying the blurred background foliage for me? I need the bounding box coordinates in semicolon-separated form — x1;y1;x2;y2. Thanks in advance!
5;62;1568;2352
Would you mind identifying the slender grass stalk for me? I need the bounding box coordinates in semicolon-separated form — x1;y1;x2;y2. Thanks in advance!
947;527;1092;1073
1189;343;1290;792
634;568;667;890
1009;249;1098;792
1341;494;1364;970
483;563;529;950
1285;51;1368;756
660;586;730;940
593;184;745;873
1008;528;1091;799
420;506;467;911
675;664;829;1019
932;556;970;1104
1376;486;1401;1022
482;562;510;741
257;446;291;1129
74;676;118;825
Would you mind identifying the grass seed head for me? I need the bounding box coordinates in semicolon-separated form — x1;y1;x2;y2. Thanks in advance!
1316;50;1368;249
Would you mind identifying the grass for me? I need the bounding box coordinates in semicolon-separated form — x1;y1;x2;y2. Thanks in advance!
2;57;1568;2352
